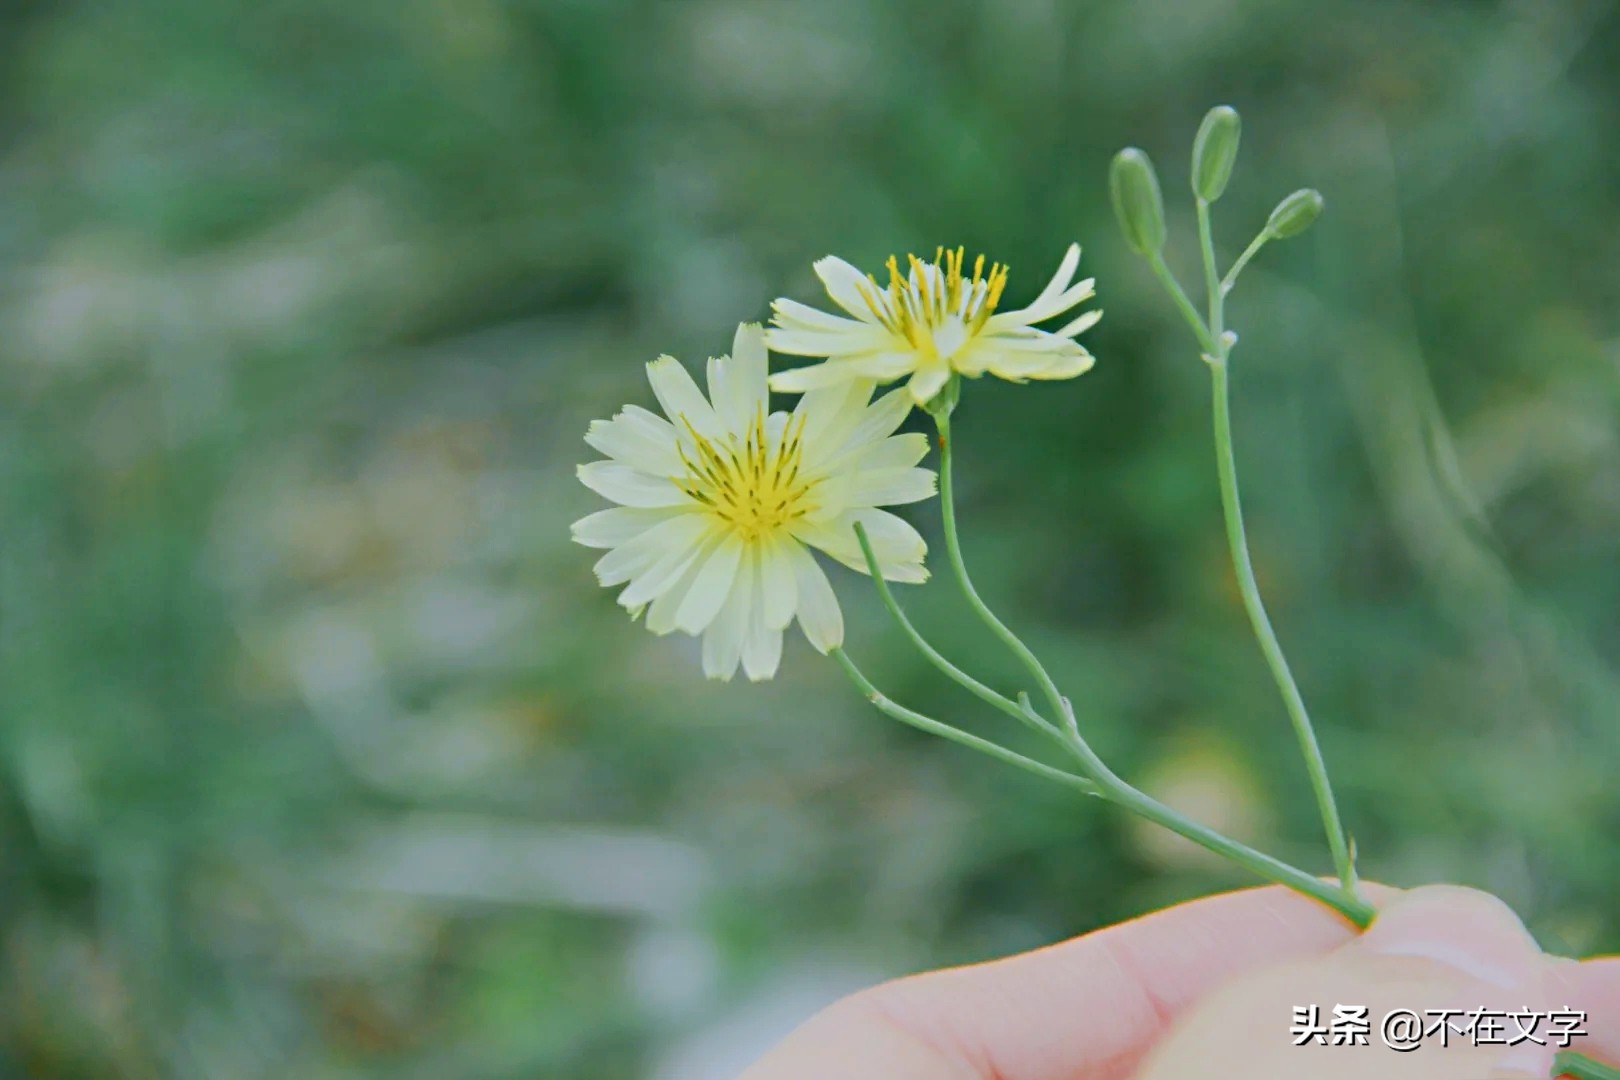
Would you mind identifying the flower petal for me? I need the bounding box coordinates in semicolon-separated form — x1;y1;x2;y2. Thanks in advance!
847;386;915;445
842;466;937;507
646;539;718;635
772;297;873;334
617;517;715;609
571;506;680;549
846;431;930;471
984;344;1096;381
990;244;1092;326
591;513;709;587
758;537;798;631
709;323;768;432
791;378;873;451
1053;308;1103;339
813;256;883;323
701;552;752;681
584;410;681;474
1027;243;1079;304
786;544;843;653
740;605;783;681
765;321;892;358
769;360;871;394
577;461;689;508
795;509;928;583
845;352;916;380
674;534;745;634
646;355;722;440
906;364;951;406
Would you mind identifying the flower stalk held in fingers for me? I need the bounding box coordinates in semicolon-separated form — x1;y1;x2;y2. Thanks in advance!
766;244;1101;407
572;323;935;681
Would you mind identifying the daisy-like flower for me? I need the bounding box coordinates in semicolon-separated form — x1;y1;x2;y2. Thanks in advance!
572;323;934;682
766;243;1101;406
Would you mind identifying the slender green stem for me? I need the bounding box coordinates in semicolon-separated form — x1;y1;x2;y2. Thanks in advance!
1219;231;1269;296
1146;252;1218;354
1196;198;1222;325
1209;359;1357;892
935;410;1078;741
930;406;1374;926
1559;1051;1620;1080
1094;763;1375;925
851;521;1067;747
829;647;1098;796
1192;197;1358;896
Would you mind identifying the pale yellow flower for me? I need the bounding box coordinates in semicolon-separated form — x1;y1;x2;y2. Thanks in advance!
766;244;1101;406
573;324;934;681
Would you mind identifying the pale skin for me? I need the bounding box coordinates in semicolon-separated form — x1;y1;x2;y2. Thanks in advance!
740;885;1620;1079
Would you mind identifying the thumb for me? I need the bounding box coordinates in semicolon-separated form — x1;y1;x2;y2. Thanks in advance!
1136;885;1559;1079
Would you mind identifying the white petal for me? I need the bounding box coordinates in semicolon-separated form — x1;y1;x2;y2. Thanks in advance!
765;325;891;358
990;243;1090;326
1024;243;1079;312
571;506;680;549
1054;308;1103;339
772;297;873;333
577;461;689;508
791;378;872;451
847;431;930;471
592;513;709;587
906;365;951;406
701;554;751;681
617;517;715;608
709;323;768;431
786;544;843;653
845;352;917;380
758;537;798;631
843;466;937;507
740;596;783;681
850;510;929;579
795;509;928;582
769;361;870;394
584;411;681;474
985;345;1095;381
813;256;883;323
674;535;745;634
802;386;921;477
646;355;721;440
848;386;915;445
646;540;717;635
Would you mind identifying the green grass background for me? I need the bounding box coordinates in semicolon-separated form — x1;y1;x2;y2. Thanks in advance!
2;0;1619;1076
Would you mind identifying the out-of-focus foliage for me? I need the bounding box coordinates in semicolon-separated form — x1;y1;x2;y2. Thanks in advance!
2;0;1619;1076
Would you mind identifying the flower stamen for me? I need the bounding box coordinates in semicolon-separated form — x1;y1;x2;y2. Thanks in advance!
676;410;815;542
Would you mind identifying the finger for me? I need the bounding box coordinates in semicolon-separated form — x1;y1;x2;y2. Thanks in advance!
742;884;1392;1080
1550;956;1620;1068
1137;885;1558;1080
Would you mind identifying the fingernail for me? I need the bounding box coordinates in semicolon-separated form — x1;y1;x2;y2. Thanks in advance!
1356;886;1540;991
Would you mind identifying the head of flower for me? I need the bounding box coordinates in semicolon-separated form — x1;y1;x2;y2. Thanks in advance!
765;244;1101;408
572;323;935;682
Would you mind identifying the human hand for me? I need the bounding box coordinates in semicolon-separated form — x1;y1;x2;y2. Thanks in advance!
739;884;1620;1079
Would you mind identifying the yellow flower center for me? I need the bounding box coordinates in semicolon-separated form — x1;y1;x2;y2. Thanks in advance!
855;246;1010;360
677;410;814;542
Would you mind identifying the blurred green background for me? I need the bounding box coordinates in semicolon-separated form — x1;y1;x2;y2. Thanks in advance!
3;0;1619;1076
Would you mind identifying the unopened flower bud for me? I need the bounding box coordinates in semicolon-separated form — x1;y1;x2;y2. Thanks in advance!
1110;148;1167;256
1191;105;1241;202
1265;188;1324;239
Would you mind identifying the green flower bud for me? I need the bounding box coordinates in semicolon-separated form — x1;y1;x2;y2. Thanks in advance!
1191;105;1241;202
1110;148;1167;256
1265;188;1324;239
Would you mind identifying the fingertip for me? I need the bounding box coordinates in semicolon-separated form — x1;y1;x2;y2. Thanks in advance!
1354;885;1543;991
1548;957;1620;1067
